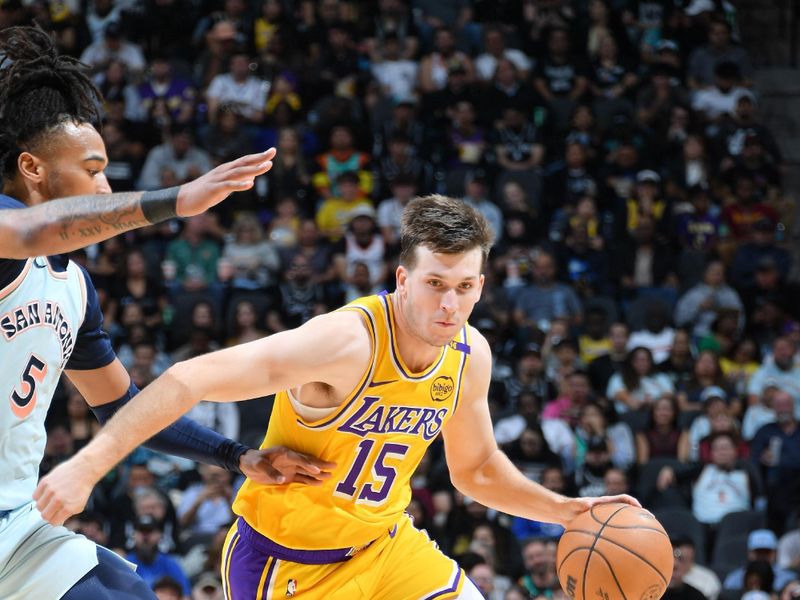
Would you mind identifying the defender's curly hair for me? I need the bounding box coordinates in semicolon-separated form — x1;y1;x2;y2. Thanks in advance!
0;25;102;180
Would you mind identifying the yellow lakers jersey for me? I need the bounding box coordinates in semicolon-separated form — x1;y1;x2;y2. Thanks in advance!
233;292;471;550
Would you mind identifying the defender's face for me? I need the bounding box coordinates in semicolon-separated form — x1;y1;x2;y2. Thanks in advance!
41;122;111;199
397;246;484;347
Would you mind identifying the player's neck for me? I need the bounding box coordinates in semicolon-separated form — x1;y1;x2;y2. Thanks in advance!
390;293;441;372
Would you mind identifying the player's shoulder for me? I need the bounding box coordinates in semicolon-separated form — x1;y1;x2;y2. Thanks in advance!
0;194;25;210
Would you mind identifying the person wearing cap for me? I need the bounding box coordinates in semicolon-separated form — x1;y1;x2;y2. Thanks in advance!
687;387;730;460
674;259;744;337
723;530;798;592
127;515;192;597
315;171;373;242
688;17;753;90
341;204;387;287
623;169;671;236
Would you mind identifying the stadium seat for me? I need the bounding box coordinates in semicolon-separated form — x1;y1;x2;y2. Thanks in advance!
653;507;708;565
715;510;767;542
711;532;750;579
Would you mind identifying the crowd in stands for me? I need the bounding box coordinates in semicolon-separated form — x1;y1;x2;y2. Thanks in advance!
7;0;799;598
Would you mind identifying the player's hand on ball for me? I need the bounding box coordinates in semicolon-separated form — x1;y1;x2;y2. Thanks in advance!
33;459;96;526
560;494;643;526
176;148;276;217
239;446;336;486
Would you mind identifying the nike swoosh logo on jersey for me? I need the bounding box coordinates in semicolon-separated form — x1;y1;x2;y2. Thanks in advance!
368;379;398;387
33;258;47;268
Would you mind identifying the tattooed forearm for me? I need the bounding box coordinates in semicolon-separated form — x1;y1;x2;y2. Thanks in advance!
2;188;182;259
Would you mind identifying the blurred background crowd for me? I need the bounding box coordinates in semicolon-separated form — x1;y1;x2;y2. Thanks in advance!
4;0;800;598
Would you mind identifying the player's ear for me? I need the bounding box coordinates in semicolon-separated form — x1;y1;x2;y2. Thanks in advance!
17;151;46;184
396;264;408;294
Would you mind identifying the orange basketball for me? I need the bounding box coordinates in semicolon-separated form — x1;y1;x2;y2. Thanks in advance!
556;503;674;600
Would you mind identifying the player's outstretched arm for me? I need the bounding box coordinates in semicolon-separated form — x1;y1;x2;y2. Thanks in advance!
34;310;370;525
0;148;275;259
442;328;642;526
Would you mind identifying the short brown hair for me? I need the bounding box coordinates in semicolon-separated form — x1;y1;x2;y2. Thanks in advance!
399;194;494;269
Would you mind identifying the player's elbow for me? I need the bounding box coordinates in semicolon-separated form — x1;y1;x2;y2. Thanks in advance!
162;361;204;408
0;215;41;259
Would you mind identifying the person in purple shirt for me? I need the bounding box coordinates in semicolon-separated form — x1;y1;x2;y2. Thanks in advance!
137;55;195;126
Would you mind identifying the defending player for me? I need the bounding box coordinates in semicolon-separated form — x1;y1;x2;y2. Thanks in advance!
0;26;331;600
38;195;641;599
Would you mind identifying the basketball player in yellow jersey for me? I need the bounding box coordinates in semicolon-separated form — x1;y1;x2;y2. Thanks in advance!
36;195;641;599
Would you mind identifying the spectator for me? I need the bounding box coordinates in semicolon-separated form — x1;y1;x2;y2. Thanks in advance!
137;55;195;126
153;576;184;600
80;22;146;81
164;215;221;293
226;299;267;346
664;538;708;600
574;402;636;469
268;128;312;206
315;171;374;243
111;249;168;331
138;124;214;190
589;34;638;126
519;538;560;599
512;251;583;330
751;392;800;534
573;437;614;497
377;174;417;249
191;572;224;600
533;27;589;131
177;465;234;539
748;338;800;407
635;396;690;464
312;125;372;200
206;52;270;126
674;260;744;337
659;328;696;392
475;26;531;82
463;173;503;240
588;322;629;395
688;18;753;89
677;350;732;413
674;536;722;600
607;347;675;413
511;466;569;542
126;515;191;597
370;32;418;101
492;104;545;175
691;62;750;122
340;206;386;288
628;303;676;364
724;530;798;592
418;26;475;93
221;212;281;291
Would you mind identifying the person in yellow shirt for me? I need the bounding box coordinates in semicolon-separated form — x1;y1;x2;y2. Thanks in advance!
37;195;640;599
315;171;372;242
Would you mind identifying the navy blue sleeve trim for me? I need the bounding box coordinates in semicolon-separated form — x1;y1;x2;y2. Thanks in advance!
65;265;116;370
90;382;249;474
0;194;27;288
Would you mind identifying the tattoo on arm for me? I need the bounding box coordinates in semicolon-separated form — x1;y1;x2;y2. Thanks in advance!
47;192;149;242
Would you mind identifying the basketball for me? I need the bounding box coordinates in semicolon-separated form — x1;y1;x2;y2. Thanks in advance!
556;503;674;600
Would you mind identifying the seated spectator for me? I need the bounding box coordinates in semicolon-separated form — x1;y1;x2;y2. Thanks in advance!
578;307;612;365
674;184;723;256
673;536;722;600
574;402;636;470
724;530;798;592
375;132;432;201
674;260;744;338
664;537;708;600
588;322;629;395
691;62;750;122
611;215;677;301
138;123;213;190
221;212;281;291
152;576;183;600
268;196;302;249
743;386;782;441
722;337;762;399
512;250;583;330
226;299;267;346
126;515;191;597
202;105;254;164
607;347;675;413
463;173;503;241
724;174;780;244
518;538;560;598
312;125;372;200
207;52;269;126
506;426;563;483
492;104;544;176
573;437;614;497
543;370;595;428
268;128;312;208
696;408;749;464
164;215;221;293
657;432;759;526
137;55;195;126
370;32;418;101
677;350;732;413
635;396;690;464
340;206;386;289
177;465;235;539
315;171;374;243
748;338;800;407
589;34;638;126
688;389;731;460
688;18;753;89
475;25;531;82
659;328;696;392
533;27;589;131
377;174;417;249
751;392;800;534
268;253;329;330
418;26;475;93
628;303;676;364
80;21;146;81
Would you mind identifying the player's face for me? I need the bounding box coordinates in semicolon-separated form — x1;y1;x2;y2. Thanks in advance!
397;245;484;347
40;122;111;199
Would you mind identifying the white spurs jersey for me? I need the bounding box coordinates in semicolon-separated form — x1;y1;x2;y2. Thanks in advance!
0;195;114;511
